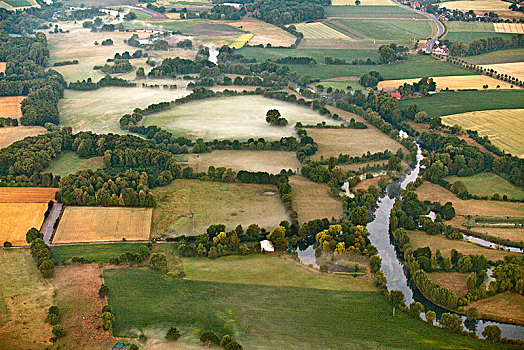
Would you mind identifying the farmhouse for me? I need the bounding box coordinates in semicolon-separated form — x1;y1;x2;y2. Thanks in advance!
260;240;275;252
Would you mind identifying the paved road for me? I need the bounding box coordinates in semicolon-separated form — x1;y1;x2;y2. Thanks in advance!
41;203;63;245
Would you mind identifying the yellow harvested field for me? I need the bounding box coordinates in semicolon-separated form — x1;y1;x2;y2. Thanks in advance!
229;33;254;49
294;22;351;39
331;0;394;4
0;96;25;117
0;187;58;203
440;0;524;19
289;175;343;224
53;206;152;244
378;75;520;91
0;62;5;73
0;203;48;246
441;109;524;158
165;12;181;19
226;18;296;47
480;62;524;81
0;126;47;149
494;22;524;34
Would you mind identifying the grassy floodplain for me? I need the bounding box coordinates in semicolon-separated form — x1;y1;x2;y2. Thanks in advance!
45;152;104;177
444;173;524;200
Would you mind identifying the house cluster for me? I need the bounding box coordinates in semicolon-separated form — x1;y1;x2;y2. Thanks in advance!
380;87;402;100
431;40;448;55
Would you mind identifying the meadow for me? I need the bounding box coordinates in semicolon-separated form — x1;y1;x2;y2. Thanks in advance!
51;243;144;264
151;179;289;237
0;187;57;202
312;79;367;92
142;95;338;141
378;75;518;91
399;90;524;117
444;173;524;200
444;32;515;44
0;203;48;246
53;207;152;244
462;49;524;65
441;109;524;157
238;47;381;63
0;126;46;149
324;5;425;19
45;152;104;177
471;292;524;325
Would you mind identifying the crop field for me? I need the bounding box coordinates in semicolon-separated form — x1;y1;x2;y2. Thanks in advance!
0;126;46;149
142;95;338;141
307;127;405;161
445;173;524;200
444;21;495;33
494;22;524;34
46;151;104;177
439;0;524;19
289;175;343;224
0;203;48;246
399;90;524;117
229;33;253;49
0;249;53;350
226;18;296;47
151;179;288;237
463;49;524;65
378;75;518;91
481;62;524;81
0;187;57;203
295;22;351;39
416;182;524;218
0;96;25;117
51;243;144;264
471;292;524;325
182;150;301;174
441;109;524;157
325;5;426;19
407;230;518;261
59;85;191;134
427;272;468;298
331;0;395;5
103;263;509;349
53;207;152;244
238;47;381;63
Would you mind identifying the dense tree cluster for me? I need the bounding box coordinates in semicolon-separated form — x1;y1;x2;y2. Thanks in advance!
250;0;330;26
149;57;215;78
359;71;383;88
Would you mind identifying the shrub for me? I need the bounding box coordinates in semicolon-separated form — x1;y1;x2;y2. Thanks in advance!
482;325;501;342
225;340;243;350
100;311;115;330
221;335;233;346
3;241;12;247
52;324;66;337
48;305;60;316
101;304;112;313
98;284;109;298
165;327;180;341
200;330;219;345
45;313;60;325
149;253;168;272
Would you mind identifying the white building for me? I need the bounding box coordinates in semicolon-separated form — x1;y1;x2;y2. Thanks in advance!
260;240;274;252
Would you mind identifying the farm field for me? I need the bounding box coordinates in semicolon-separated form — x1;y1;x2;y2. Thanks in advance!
480;62;524;81
463;49;524;65
51;243;144;264
378;75;519;91
142;95;338;141
325;5;426;19
444;21;495;33
470;292;524;325
494;22;524;34
229;33;253;49
238;47;381;63
295;22;350;39
0;187;58;203
226;18;296;47
289;175;343;224
306;127;405;160
53;207;153;244
103;264;511;349
444;31;516;44
439;0;524;19
427;272;468;298
46;151;104;177
0;126;46;149
441;109;524;157
0;203;48;246
182;150;301;174
398;90;524;117
444;173;524;200
0;249;53;350
151;179;289;237
331;0;394;5
0;96;24;117
407;230;518;261
59;85;191;134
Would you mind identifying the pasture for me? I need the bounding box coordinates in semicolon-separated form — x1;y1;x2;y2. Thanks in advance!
46;151;104;177
463;49;524;65
378;75;519;91
53;207;152;244
427;272;468;298
0;187;57;203
182;150;301;174
0;203;48;246
226;18;296;47
0;249;53;350
324;5;426;19
51;243;144;264
439;0;524;19
471;292;524;325
0;126;46;149
441;109;524;157
142;95;338;141
307;127;405;160
0;96;25;117
289;175;343;224
151;179;289;237
59;85;191;134
398;90;524;117
444;173;524;200
481;62;524;81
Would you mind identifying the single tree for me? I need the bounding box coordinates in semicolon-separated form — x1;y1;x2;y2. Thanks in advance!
98;284;110;298
165;327;181;341
482;325;501;342
200;330;219;346
52;324;66;337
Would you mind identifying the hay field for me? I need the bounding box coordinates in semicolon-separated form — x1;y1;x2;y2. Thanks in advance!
151;179;289;237
471;292;524;325
441;109;524;157
53;207;152;244
226;18;296;47
0;203;48;246
481;62;524;81
440;0;524;19
0;187;58;203
427;272;468;298
289;175;343;224
143;95;338;141
0;96;25;117
182;150;301;174
494;22;524;34
307;128;405;161
0;126;46;149
463;49;524;65
294;22;351;39
378;75;519;91
229;33;253;49
0;62;5;73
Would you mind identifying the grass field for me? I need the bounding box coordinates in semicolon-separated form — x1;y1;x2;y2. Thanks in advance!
427;272;468;298
0;250;53;350
444;31;515;44
0;203;48;246
51;243;144;264
444;21;495;33
440;0;524;19
471;292;524;325
53;207;152;244
226;18;296;47
378;75;519;91
182;150;301;174
59;85;191;134
151;179;289;237
399;90;524;117
0;96;24;117
46;151;104;177
295;22;350;39
238;47;381;63
325;5;425;19
441;109;524;157
307;127;405;160
103;258;513;349
0;126;46;149
142;95;338;141
289;175;342;224
445;173;524;200
463;49;524;65
481;62;524;81
0;187;57;203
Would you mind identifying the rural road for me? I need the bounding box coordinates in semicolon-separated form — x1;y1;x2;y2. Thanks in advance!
41;203;63;245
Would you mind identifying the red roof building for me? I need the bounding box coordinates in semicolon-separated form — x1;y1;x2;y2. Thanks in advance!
390;91;401;99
